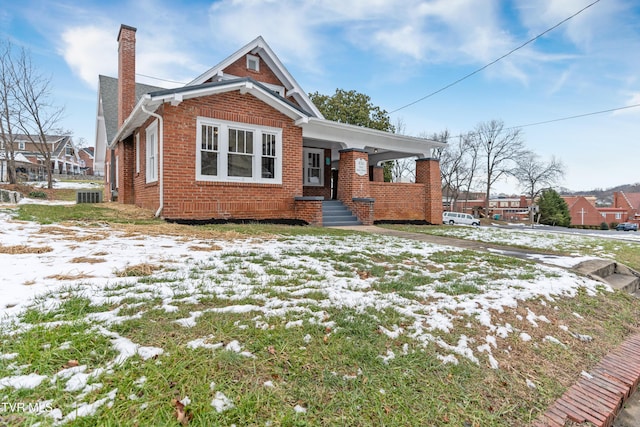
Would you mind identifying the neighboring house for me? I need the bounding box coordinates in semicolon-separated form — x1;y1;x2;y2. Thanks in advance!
96;24;445;225
445;195;530;220
78;147;95;175
613;191;640;224
0;134;81;181
562;196;602;227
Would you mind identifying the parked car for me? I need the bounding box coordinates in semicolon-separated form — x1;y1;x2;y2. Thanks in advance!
615;222;638;231
442;211;480;226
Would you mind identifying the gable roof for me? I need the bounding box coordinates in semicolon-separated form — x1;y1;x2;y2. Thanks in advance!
186;36;323;119
98;75;164;144
620;192;640;210
111;77;312;147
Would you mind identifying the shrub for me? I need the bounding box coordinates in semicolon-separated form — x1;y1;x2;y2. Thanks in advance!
600;222;609;230
28;191;47;199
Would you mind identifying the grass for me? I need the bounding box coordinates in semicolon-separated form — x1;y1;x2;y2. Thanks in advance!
2;281;637;426
381;224;640;271
1;203;640;425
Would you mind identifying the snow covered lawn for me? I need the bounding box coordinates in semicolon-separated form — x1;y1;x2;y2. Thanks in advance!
1;206;639;426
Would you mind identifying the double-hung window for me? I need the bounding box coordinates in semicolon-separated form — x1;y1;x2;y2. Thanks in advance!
303;148;324;186
196;117;281;184
146;121;158;183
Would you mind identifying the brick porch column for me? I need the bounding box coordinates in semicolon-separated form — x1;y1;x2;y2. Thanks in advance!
371;166;384;182
337;149;373;223
415;158;442;225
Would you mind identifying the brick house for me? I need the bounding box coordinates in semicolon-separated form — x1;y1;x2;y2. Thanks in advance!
78;147;95;176
1;134;81;181
95;25;444;225
613;191;640;224
562;196;603;227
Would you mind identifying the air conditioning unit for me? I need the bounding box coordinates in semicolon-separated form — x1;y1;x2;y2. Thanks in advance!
76;190;103;204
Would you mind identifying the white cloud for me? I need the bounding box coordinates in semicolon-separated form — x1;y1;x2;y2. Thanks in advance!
60;26;116;90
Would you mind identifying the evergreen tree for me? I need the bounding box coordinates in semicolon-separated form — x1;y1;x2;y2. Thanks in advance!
537;189;571;227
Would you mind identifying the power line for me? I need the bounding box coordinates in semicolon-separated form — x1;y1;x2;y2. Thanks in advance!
389;0;602;114
448;102;640;141
510;103;640;130
135;73;187;85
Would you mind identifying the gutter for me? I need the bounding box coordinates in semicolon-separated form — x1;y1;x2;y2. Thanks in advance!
141;103;164;218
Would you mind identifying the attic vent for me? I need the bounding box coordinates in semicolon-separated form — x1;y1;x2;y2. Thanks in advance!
76;190;103;204
247;54;259;72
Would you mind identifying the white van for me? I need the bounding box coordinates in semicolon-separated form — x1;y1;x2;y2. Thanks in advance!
442;211;480;226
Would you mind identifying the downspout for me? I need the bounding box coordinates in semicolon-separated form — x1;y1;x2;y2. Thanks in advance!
141;103;164;217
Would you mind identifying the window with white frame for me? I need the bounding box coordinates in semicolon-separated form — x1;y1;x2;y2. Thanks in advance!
246;54;259;72
18;141;25;150
196;117;281;184
135;133;140;174
146;121;158;183
303;148;324;186
616;213;622;220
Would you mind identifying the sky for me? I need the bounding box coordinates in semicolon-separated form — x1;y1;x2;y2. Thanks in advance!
1;0;639;194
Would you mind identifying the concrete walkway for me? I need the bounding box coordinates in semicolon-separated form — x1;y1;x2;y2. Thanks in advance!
332;225;640;427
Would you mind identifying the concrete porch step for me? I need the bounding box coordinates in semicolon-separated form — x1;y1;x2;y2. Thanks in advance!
322;200;361;227
572;259;640;295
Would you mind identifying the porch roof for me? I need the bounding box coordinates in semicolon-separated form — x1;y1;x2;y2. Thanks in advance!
300;117;446;165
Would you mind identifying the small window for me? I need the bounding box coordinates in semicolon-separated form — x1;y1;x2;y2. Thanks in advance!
200;124;219;177
304;148;324;186
135;133;140;173
18;141;26;150
247;54;259;72
146;121;158;183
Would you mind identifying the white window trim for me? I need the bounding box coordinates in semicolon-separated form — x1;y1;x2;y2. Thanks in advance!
135;133;140;174
18;141;25;150
303;147;324;187
115;155;119;189
146;120;158;183
195;117;282;184
246;54;260;72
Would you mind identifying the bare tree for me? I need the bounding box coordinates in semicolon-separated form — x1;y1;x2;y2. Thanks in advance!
470;120;526;215
10;46;65;189
513;151;565;223
0;40;18;184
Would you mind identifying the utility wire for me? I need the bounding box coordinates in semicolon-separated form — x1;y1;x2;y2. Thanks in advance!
135;73;187;85
389;0;602;114
446;102;640;141
509;103;640;130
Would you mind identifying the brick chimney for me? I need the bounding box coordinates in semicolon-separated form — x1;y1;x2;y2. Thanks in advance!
117;24;137;127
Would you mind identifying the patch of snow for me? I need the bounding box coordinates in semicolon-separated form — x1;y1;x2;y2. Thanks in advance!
378;349;395;364
543;335;567;348
520;332;532;342
211;391;234;413
294;404;307;413
526;379;536;389
0;373;47;390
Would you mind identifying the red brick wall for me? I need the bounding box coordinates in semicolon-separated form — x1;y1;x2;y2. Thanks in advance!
370;183;426;221
294;199;323;226
117;25;136;127
352;199;374;225
222;56;282;87
117;137;135;204
135;92;303;220
337;149;370;214
132;118;160;212
569;198;603;226
415;158;443;225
